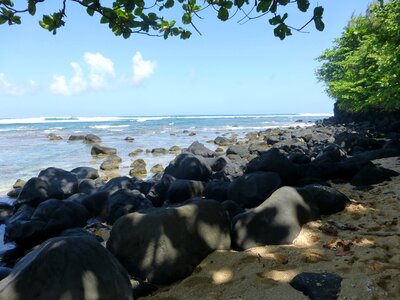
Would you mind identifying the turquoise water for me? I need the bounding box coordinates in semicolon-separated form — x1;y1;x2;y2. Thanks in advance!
0;114;331;197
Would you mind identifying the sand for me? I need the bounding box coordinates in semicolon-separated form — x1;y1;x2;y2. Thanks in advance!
143;156;400;300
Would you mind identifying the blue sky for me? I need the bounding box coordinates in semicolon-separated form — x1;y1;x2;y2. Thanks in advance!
0;0;372;118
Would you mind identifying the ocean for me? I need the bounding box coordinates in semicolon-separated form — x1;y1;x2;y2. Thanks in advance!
0;114;332;199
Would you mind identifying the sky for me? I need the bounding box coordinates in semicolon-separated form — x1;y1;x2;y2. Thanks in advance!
0;0;372;118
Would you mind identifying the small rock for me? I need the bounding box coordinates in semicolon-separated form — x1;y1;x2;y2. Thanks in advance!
124;136;135;142
100;156;121;171
215;147;225;153
151;148;168;155
47;133;62;140
13;179;26;189
169;145;181;153
150;164;164;174
91;144;117;156
214;136;232;146
7;188;21;198
130;159;147;178
84;134;102;143
68;135;85;141
128;148;143;157
290;272;342;300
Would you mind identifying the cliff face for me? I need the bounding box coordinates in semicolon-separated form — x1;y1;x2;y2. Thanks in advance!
331;103;400;131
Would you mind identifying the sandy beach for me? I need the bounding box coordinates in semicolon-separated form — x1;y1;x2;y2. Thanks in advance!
143;156;400;300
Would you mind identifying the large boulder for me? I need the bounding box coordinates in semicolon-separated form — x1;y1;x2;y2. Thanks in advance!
245;148;300;185
84;133;102;143
5;199;88;249
106;189;153;225
231;186;318;250
100;155;121;171
15;168;79;208
350;163;399;186
166;180;204;204
107;199;231;285
91;144;117;156
187;141;215;157
227;171;281;209
226;145;250;158
79;191;110;218
203;180;231;202
146;174;176;207
312;144;348;165
14;177;49;208
77;179;98;194
164;153;212;181
301;185;350;215
70;166;99;180
0;203;13;224
38;167;78;199
305;155;372;181
203;156;229;172
99;176;136;195
0;236;133;300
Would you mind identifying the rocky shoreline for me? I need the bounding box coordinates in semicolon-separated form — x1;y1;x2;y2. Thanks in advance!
0;116;399;299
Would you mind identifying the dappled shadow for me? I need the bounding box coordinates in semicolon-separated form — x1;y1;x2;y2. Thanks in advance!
0;236;133;299
107;198;231;285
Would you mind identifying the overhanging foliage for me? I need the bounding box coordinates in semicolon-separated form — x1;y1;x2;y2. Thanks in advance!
316;0;400;112
0;0;324;40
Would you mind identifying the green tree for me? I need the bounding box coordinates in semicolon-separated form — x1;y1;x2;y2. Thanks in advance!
316;0;400;112
0;0;324;40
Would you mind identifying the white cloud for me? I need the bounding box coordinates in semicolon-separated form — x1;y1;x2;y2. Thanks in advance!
84;52;115;89
0;73;37;96
49;51;155;95
132;52;156;84
50;62;87;95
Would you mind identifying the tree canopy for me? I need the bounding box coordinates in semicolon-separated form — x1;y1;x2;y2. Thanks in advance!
0;0;324;40
316;0;400;113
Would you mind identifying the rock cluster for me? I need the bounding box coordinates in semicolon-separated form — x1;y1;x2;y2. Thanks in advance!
1;121;399;298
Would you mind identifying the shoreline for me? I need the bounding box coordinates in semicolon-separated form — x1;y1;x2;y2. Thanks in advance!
0;116;399;299
0;116;323;198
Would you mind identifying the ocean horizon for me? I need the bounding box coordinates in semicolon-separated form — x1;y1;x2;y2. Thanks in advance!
0;113;332;198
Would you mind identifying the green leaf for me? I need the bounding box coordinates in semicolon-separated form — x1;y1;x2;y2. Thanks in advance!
314;6;324;18
234;0;245;8
28;0;36;16
180;30;192;39
225;1;233;9
0;16;7;25
148;13;157;20
87;8;95;16
256;0;272;13
165;0;174;8
296;0;310;12
0;0;13;6
182;12;191;24
100;16;108;24
217;7;229;21
269;15;281;26
273;23;291;40
11;15;20;24
42;15;52;25
277;0;290;5
134;7;143;16
314;18;325;31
